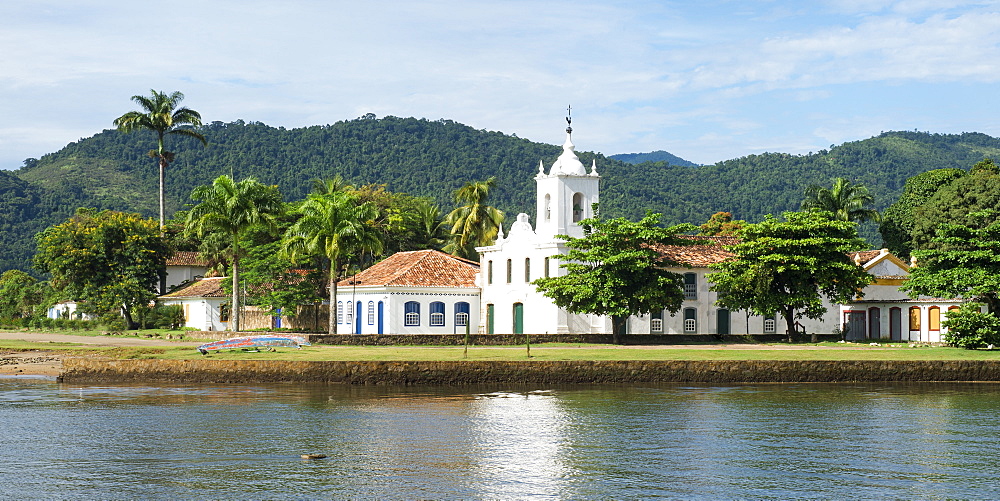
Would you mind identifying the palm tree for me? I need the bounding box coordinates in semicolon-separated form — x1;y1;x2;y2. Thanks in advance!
281;192;382;335
185;175;284;332
801;178;880;223
114;90;207;231
443;177;505;260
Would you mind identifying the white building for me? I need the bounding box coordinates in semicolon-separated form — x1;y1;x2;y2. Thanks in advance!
334;249;481;335
158;276;229;331
476;116;605;334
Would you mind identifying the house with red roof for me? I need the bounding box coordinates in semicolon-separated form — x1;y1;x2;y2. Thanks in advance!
334;249;480;335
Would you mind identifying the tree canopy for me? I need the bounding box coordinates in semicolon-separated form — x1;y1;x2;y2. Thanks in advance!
709;211;872;340
444;177;504;259
114;90;207;230
532;212;697;343
902;210;1000;316
878;167;966;258
185;176;285;331
801;177;880;223
281;190;382;334
34;208;170;327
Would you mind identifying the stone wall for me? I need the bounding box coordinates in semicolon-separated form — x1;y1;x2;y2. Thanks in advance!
60;358;1000;384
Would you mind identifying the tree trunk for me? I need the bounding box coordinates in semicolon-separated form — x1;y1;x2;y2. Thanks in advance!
611;315;627;345
122;304;136;330
158;156;168;295
782;308;795;343
231;238;240;333
329;261;338;335
158;156;167;232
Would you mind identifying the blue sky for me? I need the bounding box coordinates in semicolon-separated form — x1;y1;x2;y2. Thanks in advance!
2;0;1000;170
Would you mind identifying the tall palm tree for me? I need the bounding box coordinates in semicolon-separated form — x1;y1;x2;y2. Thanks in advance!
801;178;880;223
281;192;382;335
114;90;207;231
444;177;504;260
186;175;284;332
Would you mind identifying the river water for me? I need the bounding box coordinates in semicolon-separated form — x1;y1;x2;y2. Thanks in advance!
1;378;998;499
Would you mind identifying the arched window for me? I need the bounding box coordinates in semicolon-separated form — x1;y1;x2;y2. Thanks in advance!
524;258;531;282
487;261;493;285
506;259;512;284
404;301;420;326
929;306;941;331
684;308;697;333
544;194;551;221
430;301;446;326
572;193;584;222
650;310;663;333
909;306;921;331
367;301;375;325
763;317;776;333
337;301;343;324
345;301;353;327
455;302;470;327
544;257;550;278
684;273;697;300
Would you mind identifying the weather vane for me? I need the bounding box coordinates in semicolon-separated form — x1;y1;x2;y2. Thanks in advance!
566;104;572;133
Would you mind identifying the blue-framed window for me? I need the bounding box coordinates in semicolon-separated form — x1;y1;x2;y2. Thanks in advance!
455;302;470;327
430;301;445;326
367;301;375;325
337;301;343;324
404;301;420;326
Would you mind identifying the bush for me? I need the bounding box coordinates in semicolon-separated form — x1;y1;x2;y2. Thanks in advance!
942;304;1000;349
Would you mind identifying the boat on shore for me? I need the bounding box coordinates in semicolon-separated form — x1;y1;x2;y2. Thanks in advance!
197;335;310;355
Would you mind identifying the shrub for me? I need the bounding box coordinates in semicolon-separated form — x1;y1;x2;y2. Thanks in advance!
942;304;1000;349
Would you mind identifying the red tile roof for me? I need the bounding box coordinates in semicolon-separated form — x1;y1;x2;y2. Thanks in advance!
166;251;210;267
160;277;227;298
338;249;480;288
851;249;884;265
650;235;737;267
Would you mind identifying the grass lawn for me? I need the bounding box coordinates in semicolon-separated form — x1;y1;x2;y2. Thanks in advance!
5;342;992;362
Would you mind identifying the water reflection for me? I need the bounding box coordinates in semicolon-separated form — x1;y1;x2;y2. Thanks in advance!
2;380;1000;499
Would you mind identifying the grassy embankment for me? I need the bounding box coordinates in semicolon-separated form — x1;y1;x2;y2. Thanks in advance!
4;333;1000;362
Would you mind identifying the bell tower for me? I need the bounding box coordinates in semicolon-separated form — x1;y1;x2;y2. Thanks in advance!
535;106;600;240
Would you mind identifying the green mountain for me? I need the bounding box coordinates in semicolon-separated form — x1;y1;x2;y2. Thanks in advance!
610;150;699;167
4;117;1000;273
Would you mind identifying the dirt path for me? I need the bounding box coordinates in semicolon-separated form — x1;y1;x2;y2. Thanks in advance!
0;331;202;378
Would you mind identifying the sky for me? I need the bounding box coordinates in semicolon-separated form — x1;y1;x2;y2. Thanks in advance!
3;0;1000;170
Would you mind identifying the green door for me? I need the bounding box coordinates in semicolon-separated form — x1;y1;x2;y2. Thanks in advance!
486;304;495;334
513;302;524;334
717;309;730;335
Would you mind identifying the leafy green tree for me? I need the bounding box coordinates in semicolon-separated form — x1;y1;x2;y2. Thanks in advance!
801;178;880;223
34;209;170;328
532;212;696;344
281;191;382;335
698;211;745;236
879;168;965;258
114;90;207;230
902;210;1000;315
0;270;42;319
185;176;285;332
910;160;1000;251
444;177;504;260
941;303;1000;349
709;211;872;341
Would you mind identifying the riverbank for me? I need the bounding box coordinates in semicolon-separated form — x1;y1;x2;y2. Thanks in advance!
60;358;1000;384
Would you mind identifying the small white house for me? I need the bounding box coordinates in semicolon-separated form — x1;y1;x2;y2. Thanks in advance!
335;249;481;335
46;301;95;321
158;276;229;331
839;249;965;342
165;251;210;291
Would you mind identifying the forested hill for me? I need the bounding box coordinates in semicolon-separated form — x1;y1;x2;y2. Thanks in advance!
610;150;699;167
4;116;1000;272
